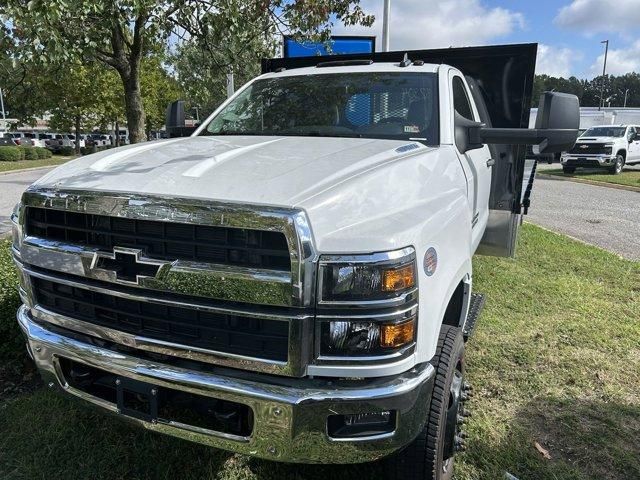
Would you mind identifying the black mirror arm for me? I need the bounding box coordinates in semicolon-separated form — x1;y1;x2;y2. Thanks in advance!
471;127;579;153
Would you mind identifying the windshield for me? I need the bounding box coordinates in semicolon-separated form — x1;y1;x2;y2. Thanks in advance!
201;72;439;144
583;127;626;137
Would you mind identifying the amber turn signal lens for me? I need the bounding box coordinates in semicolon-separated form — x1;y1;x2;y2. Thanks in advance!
382;264;415;292
380;319;415;348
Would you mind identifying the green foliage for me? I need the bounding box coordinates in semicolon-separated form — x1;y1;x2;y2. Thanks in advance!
0;146;23;162
0;240;22;361
34;147;52;159
140;56;183;131
1;0;374;143
58;146;75;156
533;72;640;108
18;146;39;160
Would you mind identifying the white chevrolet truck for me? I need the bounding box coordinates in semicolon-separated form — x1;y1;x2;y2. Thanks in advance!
561;124;640;174
11;44;577;479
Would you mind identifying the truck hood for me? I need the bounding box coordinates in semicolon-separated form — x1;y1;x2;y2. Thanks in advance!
33;136;432;207
576;136;618;143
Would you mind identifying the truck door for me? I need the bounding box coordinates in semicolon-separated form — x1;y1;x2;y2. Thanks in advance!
450;72;492;249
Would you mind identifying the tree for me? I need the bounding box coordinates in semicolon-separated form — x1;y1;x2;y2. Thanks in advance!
140;57;182;134
533;73;640;108
2;1;373;143
43;62;121;153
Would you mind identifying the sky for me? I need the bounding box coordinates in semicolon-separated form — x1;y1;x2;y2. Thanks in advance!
334;0;640;79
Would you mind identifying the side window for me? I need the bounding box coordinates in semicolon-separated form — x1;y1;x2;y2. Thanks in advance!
452;76;474;121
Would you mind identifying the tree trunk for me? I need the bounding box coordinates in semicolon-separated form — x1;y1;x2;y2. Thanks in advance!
119;69;146;144
74;114;81;155
114;119;120;147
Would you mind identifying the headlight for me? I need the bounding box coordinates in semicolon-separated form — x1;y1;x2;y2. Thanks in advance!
317;247;418;358
321;317;416;356
319;254;416;302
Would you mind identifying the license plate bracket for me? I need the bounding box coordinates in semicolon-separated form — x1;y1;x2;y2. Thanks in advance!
116;377;159;422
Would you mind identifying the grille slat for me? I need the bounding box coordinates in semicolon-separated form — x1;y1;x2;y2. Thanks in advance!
26;207;291;271
568;143;610;155
32;277;289;362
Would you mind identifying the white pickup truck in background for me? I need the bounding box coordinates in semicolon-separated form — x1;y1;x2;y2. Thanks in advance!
561;124;640;174
12;44;578;480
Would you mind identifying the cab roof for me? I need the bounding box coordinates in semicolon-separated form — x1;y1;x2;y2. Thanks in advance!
260;62;441;79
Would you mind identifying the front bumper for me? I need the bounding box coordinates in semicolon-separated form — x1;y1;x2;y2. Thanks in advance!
17;305;435;464
561;154;615;167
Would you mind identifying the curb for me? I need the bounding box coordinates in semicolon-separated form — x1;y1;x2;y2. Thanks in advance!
523;221;635;262
537;173;640;193
0;164;62;176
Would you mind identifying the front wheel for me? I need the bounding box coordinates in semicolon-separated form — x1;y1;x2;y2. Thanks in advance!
608;155;624;175
385;326;468;480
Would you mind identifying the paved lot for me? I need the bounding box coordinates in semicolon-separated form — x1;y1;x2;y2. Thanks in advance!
0;167;54;236
528;173;640;261
0;165;638;261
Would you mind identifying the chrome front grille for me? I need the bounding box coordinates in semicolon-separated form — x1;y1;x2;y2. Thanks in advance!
32;276;290;362
25;207;291;271
15;189;317;377
568;143;610;155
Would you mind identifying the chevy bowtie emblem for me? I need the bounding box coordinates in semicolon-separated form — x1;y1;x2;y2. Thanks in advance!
90;247;171;285
579;144;589;149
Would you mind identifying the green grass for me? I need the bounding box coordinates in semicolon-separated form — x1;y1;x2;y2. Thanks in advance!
543;168;640;189
1;225;639;480
0;156;74;173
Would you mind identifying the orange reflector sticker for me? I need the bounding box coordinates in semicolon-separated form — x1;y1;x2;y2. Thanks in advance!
382;264;415;292
380;319;415;348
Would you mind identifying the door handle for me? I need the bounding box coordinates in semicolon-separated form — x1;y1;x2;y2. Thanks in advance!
486;159;495;167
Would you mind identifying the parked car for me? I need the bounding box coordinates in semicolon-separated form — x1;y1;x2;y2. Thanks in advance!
50;133;85;150
24;132;53;148
5;132;27;145
12;44;579;479
0;133;19;146
88;133;111;148
561;124;640;174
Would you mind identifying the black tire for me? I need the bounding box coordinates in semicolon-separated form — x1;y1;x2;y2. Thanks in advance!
562;166;576;174
608;154;624;175
385;326;466;480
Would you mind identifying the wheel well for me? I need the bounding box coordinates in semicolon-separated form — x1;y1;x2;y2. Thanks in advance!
617;149;626;161
443;280;466;327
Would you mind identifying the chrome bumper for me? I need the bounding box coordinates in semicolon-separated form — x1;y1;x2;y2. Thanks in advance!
17;305;435;463
561;154;615;165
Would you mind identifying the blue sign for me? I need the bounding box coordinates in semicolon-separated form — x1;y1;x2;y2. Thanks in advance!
283;35;375;58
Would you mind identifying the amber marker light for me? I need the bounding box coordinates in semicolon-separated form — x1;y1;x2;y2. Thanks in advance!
380;319;416;348
382;263;416;292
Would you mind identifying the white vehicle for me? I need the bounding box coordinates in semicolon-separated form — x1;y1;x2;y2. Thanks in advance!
49;133;84;150
24;132;53;148
88;133;111;147
561;124;640;174
6;132;27;145
11;45;577;479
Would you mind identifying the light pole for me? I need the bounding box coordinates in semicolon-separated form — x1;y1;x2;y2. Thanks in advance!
382;0;390;52
623;88;629;108
598;39;609;110
0;87;6;121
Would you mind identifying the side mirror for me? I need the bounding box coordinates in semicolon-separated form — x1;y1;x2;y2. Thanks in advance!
456;92;580;154
165;100;198;138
